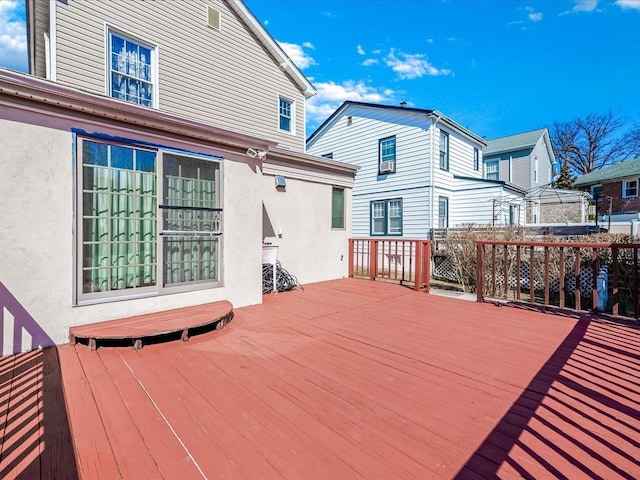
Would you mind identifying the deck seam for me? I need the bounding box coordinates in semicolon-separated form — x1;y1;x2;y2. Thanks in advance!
117;351;208;480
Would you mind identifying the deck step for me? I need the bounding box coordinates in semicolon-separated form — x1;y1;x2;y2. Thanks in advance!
69;300;233;350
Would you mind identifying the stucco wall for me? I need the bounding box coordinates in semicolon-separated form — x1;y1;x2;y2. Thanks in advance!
261;174;351;285
0;112;264;355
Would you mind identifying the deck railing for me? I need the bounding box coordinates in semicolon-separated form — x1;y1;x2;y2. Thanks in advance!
476;240;640;320
348;238;431;292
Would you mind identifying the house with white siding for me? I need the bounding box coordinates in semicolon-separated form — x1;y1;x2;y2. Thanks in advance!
307;101;526;238
0;1;357;355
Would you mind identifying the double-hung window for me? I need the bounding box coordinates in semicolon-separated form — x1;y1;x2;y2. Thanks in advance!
108;30;155;107
439;130;449;171
77;137;222;303
371;199;402;236
438;196;449;228
378;136;396;174
331;187;345;229
623;179;638;198
279;97;293;133
486;160;499;180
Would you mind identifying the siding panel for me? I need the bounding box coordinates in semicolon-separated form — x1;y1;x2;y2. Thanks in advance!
52;0;306;150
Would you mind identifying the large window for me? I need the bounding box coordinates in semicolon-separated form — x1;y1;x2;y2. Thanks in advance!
438;196;449;228
78;138;221;303
486;160;499;180
378;136;396;174
108;30;155;107
331;187;345;229
371;199;402;236
623;179;638;198
279;97;293;133
439;131;449;171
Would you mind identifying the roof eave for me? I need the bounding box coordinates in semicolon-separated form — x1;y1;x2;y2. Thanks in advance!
226;0;316;99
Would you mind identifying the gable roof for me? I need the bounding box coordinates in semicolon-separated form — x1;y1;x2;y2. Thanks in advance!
573;157;640;186
225;1;316;98
307;101;487;147
484;128;547;156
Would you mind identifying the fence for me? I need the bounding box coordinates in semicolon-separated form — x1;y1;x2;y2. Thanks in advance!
349;238;431;292
476;240;640;320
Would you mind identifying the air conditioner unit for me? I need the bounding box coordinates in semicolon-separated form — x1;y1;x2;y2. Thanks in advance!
379;161;395;173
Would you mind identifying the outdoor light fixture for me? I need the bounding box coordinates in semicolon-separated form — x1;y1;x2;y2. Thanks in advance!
246;148;267;159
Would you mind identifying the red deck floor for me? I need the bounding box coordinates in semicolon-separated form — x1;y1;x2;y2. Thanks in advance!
1;278;639;479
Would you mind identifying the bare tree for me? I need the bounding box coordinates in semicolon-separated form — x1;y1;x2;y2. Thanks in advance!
551;112;639;175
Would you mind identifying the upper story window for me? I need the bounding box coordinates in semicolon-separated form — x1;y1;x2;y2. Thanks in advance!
379;136;396;174
279;97;294;133
623;179;638;198
321;153;334;159
474;148;479;171
439;131;449;171
486;160;499;180
108;30;155;107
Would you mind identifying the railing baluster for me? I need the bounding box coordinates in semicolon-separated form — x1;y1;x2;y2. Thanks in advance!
574;247;581;312
414;240;422;292
529;246;535;304
503;245;509;299
592;249;598;312
612;247;619;316
476;243;485;303
516;245;521;300
544;246;549;307
559;247;565;309
348;239;354;277
491;245;497;297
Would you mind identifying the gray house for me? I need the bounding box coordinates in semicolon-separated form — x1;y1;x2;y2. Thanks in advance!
484;128;586;223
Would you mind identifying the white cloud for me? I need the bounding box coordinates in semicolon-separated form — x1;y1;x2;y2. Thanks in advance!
573;0;599;11
306;80;396;127
278;41;317;70
0;0;28;72
356;44;365;55
528;12;543;21
616;0;640;10
302;41;315;50
384;49;451;79
362;58;378;66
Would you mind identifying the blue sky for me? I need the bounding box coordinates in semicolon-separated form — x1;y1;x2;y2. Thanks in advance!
1;0;639;139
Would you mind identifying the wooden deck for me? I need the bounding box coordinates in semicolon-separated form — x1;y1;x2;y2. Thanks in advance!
2;278;640;479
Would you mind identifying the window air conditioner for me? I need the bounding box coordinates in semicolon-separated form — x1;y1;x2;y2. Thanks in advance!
379;161;395;173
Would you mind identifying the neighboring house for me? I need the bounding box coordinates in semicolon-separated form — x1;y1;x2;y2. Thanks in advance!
574;157;640;217
0;1;357;355
483;128;557;223
306;101;526;238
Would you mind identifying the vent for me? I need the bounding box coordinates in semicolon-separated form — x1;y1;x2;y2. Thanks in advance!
379;161;395;173
207;6;221;30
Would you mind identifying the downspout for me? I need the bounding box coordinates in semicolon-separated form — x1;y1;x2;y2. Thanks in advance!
48;0;57;81
429;113;441;237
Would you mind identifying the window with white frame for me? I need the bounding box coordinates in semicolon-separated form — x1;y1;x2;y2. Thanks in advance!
279;97;293;133
370;199;402;236
623;179;638;198
108;30;155;107
77;137;222;303
486;160;499;180
378;136;396;174
439;131;449;171
438;196;449;228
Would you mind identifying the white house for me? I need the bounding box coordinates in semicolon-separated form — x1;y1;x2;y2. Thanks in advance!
307;101;526;238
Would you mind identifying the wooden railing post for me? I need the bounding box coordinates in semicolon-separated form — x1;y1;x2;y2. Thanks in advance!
414;240;422;292
612;247;619;316
369;240;378;281
424;241;431;293
348;239;354;278
476;242;485;303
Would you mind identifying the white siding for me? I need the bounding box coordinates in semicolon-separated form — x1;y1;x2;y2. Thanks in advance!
452;178;526;227
49;0;307;150
308;105;488;238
